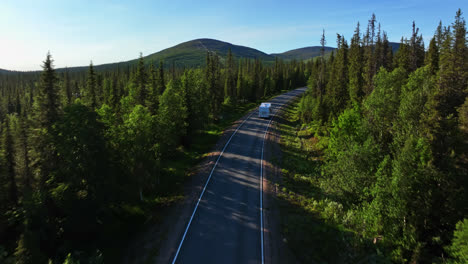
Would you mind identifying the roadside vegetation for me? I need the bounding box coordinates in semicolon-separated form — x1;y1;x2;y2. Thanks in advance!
277;10;467;264
0;48;307;263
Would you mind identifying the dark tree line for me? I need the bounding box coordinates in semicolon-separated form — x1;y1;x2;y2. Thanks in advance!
0;48;307;263
297;10;467;263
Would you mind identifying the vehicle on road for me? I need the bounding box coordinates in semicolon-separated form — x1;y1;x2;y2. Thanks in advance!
259;103;271;118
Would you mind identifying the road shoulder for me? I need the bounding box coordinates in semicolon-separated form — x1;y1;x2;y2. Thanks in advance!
263;95;301;264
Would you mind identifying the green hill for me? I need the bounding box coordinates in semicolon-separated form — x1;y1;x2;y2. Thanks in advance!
271;46;335;61
144;38;274;67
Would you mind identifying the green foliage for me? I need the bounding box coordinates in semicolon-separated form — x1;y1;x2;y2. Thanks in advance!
280;10;467;263
446;219;468;263
364;67;406;148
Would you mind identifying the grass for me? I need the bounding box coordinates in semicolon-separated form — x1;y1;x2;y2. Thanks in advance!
276;101;390;263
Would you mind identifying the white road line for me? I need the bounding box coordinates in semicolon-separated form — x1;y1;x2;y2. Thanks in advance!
171;110;256;264
172;88;304;264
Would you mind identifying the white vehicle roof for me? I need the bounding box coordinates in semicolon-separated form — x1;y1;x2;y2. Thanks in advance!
260;103;271;107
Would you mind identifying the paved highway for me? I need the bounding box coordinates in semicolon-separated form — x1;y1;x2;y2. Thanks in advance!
172;87;307;264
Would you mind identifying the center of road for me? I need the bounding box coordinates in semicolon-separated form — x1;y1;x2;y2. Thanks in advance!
171;88;306;264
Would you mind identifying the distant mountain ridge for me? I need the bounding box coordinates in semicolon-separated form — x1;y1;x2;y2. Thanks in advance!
0;38;400;73
271;46;335;61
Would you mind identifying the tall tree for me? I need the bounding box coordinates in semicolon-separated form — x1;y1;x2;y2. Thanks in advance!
425;37;439;74
132;53;148;106
224;48;236;102
348;22;364;104
86;62;97;108
157;60;166;95
1;116;18;206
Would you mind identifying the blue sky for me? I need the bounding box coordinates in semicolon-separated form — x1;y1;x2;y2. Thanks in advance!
1;0;466;71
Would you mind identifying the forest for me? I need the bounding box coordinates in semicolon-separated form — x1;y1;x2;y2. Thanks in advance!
277;9;467;263
0;43;307;262
0;8;467;264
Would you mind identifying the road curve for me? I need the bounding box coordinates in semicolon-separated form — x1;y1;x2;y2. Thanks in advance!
172;87;307;264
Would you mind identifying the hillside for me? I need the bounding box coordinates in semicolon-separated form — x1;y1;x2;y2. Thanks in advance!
271;46;335;61
144;38;274;67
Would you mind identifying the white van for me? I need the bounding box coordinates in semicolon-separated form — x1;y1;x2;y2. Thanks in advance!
259;103;271;118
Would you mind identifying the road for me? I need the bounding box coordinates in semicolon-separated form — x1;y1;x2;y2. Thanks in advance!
172;87;307;264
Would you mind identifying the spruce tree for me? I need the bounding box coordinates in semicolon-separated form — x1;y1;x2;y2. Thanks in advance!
133;53;148;106
34;52;60;129
425;37;439;74
64;68;71;105
1;116;18;206
86;62;97;108
224;48;236;102
157;60;166;95
236;60;244;101
409;21;425;72
146;62;159;113
348;22;364;104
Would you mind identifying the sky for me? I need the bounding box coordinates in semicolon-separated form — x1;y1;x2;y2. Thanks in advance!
1;0;466;71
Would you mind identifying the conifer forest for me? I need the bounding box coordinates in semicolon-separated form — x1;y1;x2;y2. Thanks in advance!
0;9;467;264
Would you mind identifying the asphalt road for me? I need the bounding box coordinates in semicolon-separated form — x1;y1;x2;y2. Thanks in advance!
172;87;307;264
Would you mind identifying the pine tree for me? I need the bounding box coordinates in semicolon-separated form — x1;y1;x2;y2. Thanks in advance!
382;31;393;70
425;37;439;74
409;21;425;72
236;60;244;101
224;48;236;102
17;117;31;193
437;9;467;118
1;116;18;206
363;14;377;96
133;53;148;106
86;62;97;108
64;68;71;105
348;22;364;104
146;62;159;113
394;37;410;71
326;34;349;119
205;52;222;118
156;60;166;96
34;52;60;129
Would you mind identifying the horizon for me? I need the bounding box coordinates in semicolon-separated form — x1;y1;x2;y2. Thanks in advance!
1;0;466;71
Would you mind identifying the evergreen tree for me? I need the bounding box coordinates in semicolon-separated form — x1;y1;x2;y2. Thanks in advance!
1;116;18;206
146;62;159;114
236;60;244;101
326;34;349;119
348;22;364;104
64;68;71;105
224;48;236;102
157;60;166;95
132;53;148;106
409;21;425;72
86;62;97;108
363;14;377;95
425;37;439;74
34;52;60;129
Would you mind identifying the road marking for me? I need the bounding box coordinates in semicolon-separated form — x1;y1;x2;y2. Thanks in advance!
171;110;256;264
172;88;305;264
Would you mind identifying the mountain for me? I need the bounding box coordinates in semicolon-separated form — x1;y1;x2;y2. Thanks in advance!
388;42;400;53
271;46;335;61
58;38;336;72
1;39;401;73
144;38;274;67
